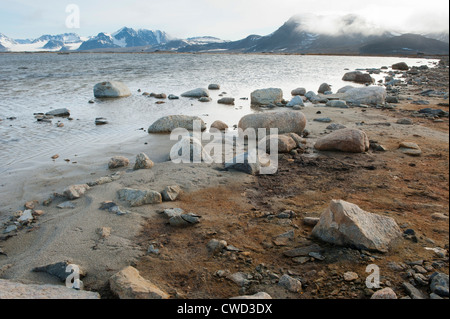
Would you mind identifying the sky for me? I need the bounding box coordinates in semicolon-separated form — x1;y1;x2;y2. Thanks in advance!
1;0;449;40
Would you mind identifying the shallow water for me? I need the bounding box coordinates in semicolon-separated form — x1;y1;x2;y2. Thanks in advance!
0;52;439;210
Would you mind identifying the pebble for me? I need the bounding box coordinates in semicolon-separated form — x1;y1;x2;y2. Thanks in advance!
343;272;359;281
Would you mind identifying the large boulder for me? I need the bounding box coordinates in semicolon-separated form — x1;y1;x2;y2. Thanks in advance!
148;115;206;133
342;71;374;84
109;266;169;299
93;81;131;98
314;128;369;153
238;111;307;136
250;88;283;106
181;88;209;98
341;86;386;105
0;279;100;299
311;200;402;252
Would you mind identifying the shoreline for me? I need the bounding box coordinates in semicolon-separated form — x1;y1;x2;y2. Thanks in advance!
0;58;448;299
0;51;448;60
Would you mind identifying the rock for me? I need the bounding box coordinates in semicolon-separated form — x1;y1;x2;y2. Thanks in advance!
117;188;162;207
208;84;220;90
238;111;307;136
95;117;108;125
386;96;399;103
250;88;283;106
134;153;154;170
57;201;76;209
17;210;34;224
326;100;348;108
284;244;323;257
169;136;212;163
32;261;86;282
0;279;99;299
181;88;209;98
303;217;320;226
431;213;449;221
273;230;295;246
63;184;90;200
371;288;397;299
337;85;355;94
168;94;179;100
402;282;427;299
278;274;302;293
218;97;235;105
342;71;374;84
153;93;166;99
430;273;449;297
93;81;131;98
45;108;70;117
291;88;306;96
286;96;305;107
162;208;184;219
109;266;169;299
224;151;260;175
97;227;111;238
169;213;201;227
108;156;130;169
314;118;332;123
399;142;422;156
148;115;206;133
207;239;228;254
314;128;370;153
311;200;402;252
309;252;325;260
198;97;212;102
326;123;347;131
343;272;359;281
161;185;182;201
318;83;331;94
392;62;409;70
397;118;413;125
3;225;17;234
258;134;297;153
342;86;386;105
230;292;272;299
210;120;228;131
228;272;249;287
305;91;318;101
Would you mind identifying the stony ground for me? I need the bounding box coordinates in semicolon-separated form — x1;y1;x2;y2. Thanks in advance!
132;57;449;300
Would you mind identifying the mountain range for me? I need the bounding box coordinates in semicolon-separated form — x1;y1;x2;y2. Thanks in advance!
1;15;448;55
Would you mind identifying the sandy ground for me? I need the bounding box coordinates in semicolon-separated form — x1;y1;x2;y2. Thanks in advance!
0;58;448;299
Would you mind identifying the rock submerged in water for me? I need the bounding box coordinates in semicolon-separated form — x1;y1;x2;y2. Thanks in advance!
311;200;402;252
314;128;370;153
217;97;235;105
108;156;130;169
208;84;220;90
148;115;206;133
342;71;374;84
250;88;283;106
45;108;70;117
93;81;131;98
181;88;209;98
238;111;307;136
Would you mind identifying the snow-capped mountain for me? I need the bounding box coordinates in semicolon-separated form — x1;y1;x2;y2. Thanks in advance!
78;27;171;50
0;32;86;52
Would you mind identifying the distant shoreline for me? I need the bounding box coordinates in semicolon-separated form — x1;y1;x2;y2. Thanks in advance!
0;51;448;59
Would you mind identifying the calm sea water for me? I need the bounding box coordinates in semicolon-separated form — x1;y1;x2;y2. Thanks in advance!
0;53;438;187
